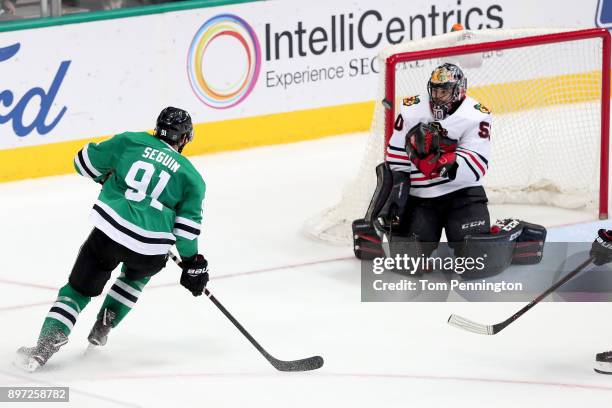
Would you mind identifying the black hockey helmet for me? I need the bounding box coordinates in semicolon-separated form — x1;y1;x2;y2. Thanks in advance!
155;107;194;145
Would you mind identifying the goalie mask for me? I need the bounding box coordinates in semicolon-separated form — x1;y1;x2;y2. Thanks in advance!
427;63;467;120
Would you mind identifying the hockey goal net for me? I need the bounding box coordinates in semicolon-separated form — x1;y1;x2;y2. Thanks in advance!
305;28;610;244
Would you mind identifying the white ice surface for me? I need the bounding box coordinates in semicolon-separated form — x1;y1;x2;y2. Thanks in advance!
1;133;612;407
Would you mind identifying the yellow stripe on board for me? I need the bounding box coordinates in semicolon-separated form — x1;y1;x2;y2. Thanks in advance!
0;70;606;183
468;71;602;114
184;101;374;155
0;136;110;183
0;102;375;183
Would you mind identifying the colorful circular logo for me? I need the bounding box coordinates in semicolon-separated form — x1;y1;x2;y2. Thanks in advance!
187;14;261;110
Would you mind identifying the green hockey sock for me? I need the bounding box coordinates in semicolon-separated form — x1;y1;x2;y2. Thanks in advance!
98;271;151;327
40;283;91;338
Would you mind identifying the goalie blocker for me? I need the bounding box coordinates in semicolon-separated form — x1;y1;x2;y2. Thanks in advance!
352;164;547;276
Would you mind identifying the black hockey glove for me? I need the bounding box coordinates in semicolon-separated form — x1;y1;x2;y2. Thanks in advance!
591;229;612;266
180;254;209;296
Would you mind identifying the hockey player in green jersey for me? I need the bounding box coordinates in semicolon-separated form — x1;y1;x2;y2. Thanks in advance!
16;107;209;372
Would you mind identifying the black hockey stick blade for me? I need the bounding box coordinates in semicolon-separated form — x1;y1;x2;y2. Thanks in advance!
267;354;324;372
169;252;324;372
204;287;324;372
447;257;593;335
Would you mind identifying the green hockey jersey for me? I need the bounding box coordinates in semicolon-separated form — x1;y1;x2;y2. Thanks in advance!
73;131;205;258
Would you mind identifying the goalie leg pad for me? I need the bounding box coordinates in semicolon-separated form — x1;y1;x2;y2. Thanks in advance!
352;219;384;260
512;221;546;265
366;163;411;230
457;219;524;279
378;168;411;225
365;163;394;223
458;219;547;277
354;163;411;260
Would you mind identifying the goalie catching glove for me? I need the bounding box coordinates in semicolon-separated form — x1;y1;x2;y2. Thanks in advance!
180;254;209;296
406;122;458;179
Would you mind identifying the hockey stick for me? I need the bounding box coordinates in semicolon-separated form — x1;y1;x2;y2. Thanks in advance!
447;256;593;335
168;252;324;372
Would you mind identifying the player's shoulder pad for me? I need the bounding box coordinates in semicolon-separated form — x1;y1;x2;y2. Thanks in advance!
467;96;491;117
112;131;146;144
455;96;491;124
115;131;139;138
402;95;421;107
97;131;133;148
179;156;206;187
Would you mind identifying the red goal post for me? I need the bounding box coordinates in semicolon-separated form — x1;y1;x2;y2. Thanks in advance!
384;27;610;219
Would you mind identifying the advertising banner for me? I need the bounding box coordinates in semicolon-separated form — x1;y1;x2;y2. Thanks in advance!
0;0;606;180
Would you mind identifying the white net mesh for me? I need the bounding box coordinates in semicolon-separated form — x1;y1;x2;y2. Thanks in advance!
304;28;606;244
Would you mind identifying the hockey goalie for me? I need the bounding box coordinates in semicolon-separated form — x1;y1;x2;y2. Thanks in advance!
353;63;546;277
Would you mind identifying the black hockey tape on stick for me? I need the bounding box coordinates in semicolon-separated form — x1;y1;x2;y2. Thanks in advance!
447;256;594;335
168;251;324;372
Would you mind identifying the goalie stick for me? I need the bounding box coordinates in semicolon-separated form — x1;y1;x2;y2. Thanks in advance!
168;252;324;372
447;257;593;335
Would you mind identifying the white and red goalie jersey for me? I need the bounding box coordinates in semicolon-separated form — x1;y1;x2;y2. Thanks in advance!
386;93;492;198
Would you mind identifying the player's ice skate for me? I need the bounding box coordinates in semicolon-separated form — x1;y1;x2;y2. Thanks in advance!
15;331;68;372
87;309;116;347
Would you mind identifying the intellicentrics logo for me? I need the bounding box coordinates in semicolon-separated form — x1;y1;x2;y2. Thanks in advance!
187;14;261;109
